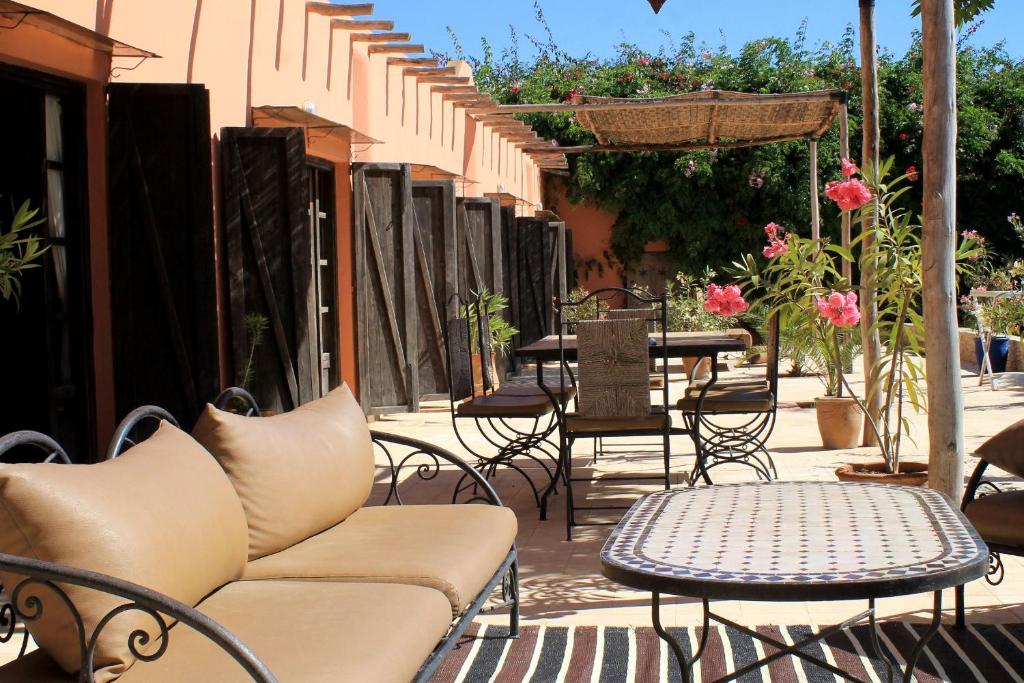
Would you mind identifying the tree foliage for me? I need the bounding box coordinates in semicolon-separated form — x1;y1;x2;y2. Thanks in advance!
458;10;1024;277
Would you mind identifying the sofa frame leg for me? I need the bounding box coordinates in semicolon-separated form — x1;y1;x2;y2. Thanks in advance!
509;558;521;638
955;584;966;630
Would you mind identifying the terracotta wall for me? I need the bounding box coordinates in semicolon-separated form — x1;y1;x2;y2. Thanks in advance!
546;177;622;292
5;0;546;442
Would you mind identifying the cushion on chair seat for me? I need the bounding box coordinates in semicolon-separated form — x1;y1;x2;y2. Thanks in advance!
495;383;577;402
457;392;554;418
0;651;74;683
684;379;769;394
566;411;671;434
964;490;1024;549
241;504;517;615
677;387;774;413
115;581;453;683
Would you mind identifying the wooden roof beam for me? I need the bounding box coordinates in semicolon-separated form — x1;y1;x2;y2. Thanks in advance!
368;43;424;55
307;3;373;16
351;32;411;43
404;66;458;76
332;19;394;30
388;57;438;67
415;75;471;85
430;85;478;94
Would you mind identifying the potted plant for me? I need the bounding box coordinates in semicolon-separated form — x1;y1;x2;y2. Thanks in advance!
465;287;518;394
734;220;865;449
974;296;1021;374
0;200;46;304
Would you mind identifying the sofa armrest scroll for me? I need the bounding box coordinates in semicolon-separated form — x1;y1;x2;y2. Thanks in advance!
369;431;503;507
0;553;276;683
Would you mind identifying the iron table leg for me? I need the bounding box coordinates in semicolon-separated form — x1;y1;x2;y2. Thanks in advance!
652;593;708;683
868;592;943;683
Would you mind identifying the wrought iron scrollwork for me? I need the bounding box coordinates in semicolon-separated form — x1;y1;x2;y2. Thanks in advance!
0;553;277;682
370;431;503;507
986;552;1005;586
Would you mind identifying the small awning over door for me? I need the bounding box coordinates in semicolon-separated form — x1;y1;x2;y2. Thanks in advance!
0;1;157;58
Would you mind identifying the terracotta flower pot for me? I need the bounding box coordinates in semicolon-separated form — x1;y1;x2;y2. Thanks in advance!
682;356;711;381
834;461;929;487
815;396;862;449
471;352;500;395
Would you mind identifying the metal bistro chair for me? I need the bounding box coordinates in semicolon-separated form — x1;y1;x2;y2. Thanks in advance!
444;293;574;513
955;418;1024;628
677;311;780;485
549;288;678;541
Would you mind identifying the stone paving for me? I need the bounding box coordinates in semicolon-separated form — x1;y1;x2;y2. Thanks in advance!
370;357;1024;629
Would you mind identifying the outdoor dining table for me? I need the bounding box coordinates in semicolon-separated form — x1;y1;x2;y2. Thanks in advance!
515;331;749;484
601;481;989;683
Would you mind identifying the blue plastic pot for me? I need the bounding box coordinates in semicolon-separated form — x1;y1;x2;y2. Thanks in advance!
975;335;1011;374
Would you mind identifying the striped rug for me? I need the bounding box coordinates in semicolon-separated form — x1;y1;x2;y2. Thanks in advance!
432;623;1024;682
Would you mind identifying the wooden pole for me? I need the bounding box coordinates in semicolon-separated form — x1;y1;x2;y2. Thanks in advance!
921;0;964;500
809;140;821;240
839;101;852;283
859;0;884;447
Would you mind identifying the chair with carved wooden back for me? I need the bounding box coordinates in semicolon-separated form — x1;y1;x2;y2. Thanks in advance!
443;293;571;514
677;311;780;485
955;418;1024;627
549;289;676;541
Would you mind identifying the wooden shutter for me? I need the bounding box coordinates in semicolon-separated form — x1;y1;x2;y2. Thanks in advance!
353;163;416;413
411;180;457;400
500;206;521;373
108;84;218;426
456;197;503;298
514;216;554;347
221;127;316;413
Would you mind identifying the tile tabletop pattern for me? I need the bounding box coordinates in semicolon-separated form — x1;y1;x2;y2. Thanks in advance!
602;482;989;600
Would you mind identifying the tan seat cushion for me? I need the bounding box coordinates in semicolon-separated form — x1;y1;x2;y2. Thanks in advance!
677;387;774;413
116;581;453;683
685;379;769;394
964;490;1024;548
192;384;374;560
457;393;554;418
0;650;74;683
496;383;577;402
243;504;517;615
0;422;248;682
566;411;671;434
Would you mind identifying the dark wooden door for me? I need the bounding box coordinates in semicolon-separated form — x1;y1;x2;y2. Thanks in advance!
108;84;218;428
353;163;416;414
221;127;317;413
411;180;457;400
514;216;554;348
0;65;93;460
456;197;503;298
308;161;339;395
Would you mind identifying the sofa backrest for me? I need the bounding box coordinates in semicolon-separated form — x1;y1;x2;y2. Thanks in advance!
192;384;374;560
0;421;248;681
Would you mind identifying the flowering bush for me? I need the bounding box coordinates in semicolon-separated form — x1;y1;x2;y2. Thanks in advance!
816;291;861;327
824;159;873;212
703;283;748;317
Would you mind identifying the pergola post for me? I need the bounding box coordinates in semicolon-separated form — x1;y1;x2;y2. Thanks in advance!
809;139;821;241
921;0;964;500
859;0;884;448
839;101;852;283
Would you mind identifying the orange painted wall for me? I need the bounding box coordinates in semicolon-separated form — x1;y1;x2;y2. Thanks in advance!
546;178;623;293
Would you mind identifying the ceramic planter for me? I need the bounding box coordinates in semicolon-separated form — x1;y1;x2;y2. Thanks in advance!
471;351;500;395
815;396;862;449
682;356;711;381
975;335;1010;374
834;460;929;486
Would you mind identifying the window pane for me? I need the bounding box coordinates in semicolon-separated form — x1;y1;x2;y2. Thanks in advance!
44;95;63;163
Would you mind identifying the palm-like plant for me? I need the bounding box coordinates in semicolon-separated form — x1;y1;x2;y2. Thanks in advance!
0;200;47;304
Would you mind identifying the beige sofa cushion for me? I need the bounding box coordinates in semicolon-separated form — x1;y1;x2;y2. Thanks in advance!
0;422;248;682
964;490;1024;549
243;504;517;615
115;581;453;683
192;384;374;560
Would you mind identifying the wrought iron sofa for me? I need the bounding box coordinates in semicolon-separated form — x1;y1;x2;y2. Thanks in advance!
0;385;519;682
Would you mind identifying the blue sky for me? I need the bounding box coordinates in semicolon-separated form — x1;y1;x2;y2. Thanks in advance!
383;1;1024;62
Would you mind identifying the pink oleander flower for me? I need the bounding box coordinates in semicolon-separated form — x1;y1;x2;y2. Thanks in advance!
906;165;919;182
763;241;788;259
704;283;748;317
825;178;873;212
763;222;783;239
841;158;859;178
761;222;789;259
816;291;860;327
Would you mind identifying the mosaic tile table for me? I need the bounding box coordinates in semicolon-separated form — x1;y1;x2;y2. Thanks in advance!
601;482;989;682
